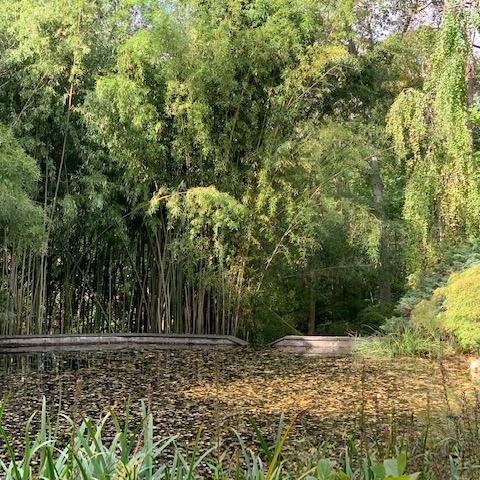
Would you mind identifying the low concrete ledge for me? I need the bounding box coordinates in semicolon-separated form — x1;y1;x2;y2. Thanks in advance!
0;333;248;353
269;335;358;355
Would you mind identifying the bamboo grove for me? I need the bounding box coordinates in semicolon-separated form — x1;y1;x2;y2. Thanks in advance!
1;0;479;340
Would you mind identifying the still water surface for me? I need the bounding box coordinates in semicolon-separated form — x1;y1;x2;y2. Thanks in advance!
0;348;472;453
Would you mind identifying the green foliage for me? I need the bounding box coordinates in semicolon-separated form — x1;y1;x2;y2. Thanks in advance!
414;264;480;350
339;452;419;480
356;324;450;359
386;1;480;271
363;240;480;357
0;398;422;480
80;0;391;337
0;124;43;250
1;0;476;338
165;186;250;321
0;398;203;480
399;240;480;313
166;187;248;243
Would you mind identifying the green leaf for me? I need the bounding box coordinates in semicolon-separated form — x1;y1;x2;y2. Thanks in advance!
315;459;335;480
371;463;386;479
396;452;407;475
384;457;400;477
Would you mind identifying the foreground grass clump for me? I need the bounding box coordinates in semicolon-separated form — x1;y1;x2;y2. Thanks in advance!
8;388;480;479
0;398;421;480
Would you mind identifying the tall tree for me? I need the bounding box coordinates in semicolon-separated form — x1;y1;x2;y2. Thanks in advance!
387;0;479;274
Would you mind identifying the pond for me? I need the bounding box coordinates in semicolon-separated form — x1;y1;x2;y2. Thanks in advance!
0;348;473;458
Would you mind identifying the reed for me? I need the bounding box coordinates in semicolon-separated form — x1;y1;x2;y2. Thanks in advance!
0;397;423;480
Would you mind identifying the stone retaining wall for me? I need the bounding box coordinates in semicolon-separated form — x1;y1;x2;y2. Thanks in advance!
0;333;247;352
269;335;359;355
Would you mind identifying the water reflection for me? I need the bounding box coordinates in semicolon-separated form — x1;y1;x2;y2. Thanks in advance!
0;351;91;373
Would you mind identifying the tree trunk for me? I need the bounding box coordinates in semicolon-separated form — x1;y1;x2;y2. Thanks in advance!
465;0;478;108
307;270;316;335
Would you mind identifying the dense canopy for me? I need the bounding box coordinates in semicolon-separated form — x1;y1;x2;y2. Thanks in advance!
0;0;478;341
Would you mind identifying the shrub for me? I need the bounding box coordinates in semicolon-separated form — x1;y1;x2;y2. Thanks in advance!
363;241;480;357
430;263;480;350
399;240;480;317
